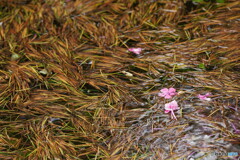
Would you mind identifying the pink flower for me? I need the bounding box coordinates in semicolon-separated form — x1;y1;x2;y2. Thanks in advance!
128;48;142;55
164;100;179;120
158;88;177;99
198;93;211;101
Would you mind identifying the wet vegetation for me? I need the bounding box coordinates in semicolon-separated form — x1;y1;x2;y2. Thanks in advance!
0;0;239;159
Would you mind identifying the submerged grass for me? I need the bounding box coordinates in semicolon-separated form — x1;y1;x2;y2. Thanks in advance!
0;0;239;159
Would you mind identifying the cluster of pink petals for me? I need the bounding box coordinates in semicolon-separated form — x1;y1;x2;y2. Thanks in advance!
158;88;177;99
157;88;179;120
128;48;142;55
198;93;211;101
164;100;179;120
158;87;213;120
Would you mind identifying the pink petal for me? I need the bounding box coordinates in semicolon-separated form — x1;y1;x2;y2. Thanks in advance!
173;107;179;110
198;94;211;101
158;88;177;99
165;106;171;111
128;48;142;54
165;110;170;113
160;88;169;94
170;100;178;109
169;88;176;93
165;100;179;110
158;93;165;97
198;94;206;100
169;88;177;95
164;101;179;120
164;95;172;99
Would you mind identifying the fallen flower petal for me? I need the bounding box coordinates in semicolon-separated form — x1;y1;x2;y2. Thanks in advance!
164;100;180;120
168;88;177;96
128;48;142;54
164;110;170;113
198;93;211;101
165;100;179;111
158;87;177;99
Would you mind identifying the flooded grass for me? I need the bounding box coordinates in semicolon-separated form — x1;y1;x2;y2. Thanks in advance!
0;0;239;159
